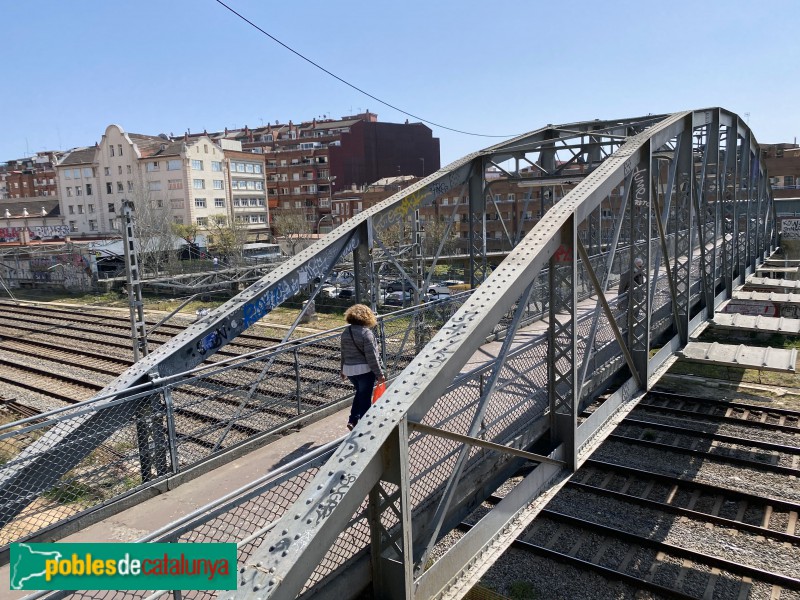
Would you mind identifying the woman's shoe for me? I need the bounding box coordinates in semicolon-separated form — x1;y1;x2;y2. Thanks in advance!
347;422;355;431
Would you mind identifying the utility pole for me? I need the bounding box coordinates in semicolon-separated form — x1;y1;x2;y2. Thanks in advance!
121;199;148;362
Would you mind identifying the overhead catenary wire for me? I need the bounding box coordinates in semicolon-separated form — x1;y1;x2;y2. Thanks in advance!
213;0;523;139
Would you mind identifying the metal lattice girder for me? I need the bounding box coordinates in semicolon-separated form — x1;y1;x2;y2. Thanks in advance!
0;114;676;531
228;109;781;600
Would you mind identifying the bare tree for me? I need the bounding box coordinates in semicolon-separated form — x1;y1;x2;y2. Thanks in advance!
129;172;177;277
206;214;248;265
272;208;314;256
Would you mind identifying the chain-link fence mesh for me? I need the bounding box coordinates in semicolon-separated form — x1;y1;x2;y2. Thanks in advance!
0;293;481;551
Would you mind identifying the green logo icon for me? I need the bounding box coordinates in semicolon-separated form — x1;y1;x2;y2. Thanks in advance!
10;543;237;591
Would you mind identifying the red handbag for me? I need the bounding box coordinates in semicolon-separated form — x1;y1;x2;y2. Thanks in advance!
371;381;387;404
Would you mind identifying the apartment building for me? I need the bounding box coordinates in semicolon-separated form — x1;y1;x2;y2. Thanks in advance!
200;112;440;234
1;152;60;200
222;143;269;240
762;143;800;199
55;125;230;237
56;147;99;233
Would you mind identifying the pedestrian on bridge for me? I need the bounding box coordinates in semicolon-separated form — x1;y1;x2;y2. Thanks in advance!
341;304;385;431
617;256;646;312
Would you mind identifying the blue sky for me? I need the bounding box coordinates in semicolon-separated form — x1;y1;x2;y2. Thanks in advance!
2;0;798;166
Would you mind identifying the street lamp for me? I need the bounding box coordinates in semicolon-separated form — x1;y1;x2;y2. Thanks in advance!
317;214;334;234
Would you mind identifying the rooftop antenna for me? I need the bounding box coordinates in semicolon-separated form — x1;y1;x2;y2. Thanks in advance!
744;112;751;124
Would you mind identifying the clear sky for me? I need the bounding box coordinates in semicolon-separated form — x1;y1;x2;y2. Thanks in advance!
2;0;798;167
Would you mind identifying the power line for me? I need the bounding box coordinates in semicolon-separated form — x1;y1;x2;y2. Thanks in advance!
213;0;522;139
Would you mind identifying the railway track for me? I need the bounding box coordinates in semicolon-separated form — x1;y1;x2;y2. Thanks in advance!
467;389;800;599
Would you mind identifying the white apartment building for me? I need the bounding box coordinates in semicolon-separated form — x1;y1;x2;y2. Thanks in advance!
55;147;100;234
222;142;269;240
56;125;231;237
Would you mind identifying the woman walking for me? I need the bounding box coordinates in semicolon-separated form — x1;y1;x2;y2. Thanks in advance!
340;304;385;430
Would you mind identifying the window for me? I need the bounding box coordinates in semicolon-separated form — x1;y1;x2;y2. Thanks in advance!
213;180;224;190
109;218;116;230
168;179;183;190
77;205;84;214
106;182;113;194
293;187;300;194
64;170;72;179
507;193;515;201
146;161;159;172
104;167;110;176
257;198;265;206
110;146;115;157
236;163;245;172
86;184;92;195
249;198;258;206
127;181;134;192
156;199;163;208
69;221;77;231
68;205;74;214
127;165;131;174
191;159;203;170
82;168;91;178
214;198;225;208
118;144;123;156
294;200;302;208
148;181;162;191
167;159;182;171
292;173;300;181
786;176;795;187
170;199;185;209
117;182;124;193
233;199;241;207
173;216;183;224
250;215;259;223
108;203;115;213
255;181;263;190
196;217;208;226
195;198;207;208
254;164;262;174
89;219;97;231
66;187;73;197
203;144;208;154
75;186;82;196
118;165;123;175
259;215;266;223
211;161;222;171
245;163;254;173
193;179;205;189
88;204;94;213
73;169;80;178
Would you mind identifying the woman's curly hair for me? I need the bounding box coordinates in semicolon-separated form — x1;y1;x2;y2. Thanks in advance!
344;304;377;327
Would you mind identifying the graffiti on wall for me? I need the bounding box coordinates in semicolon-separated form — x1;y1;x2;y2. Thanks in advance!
0;225;71;242
781;218;800;240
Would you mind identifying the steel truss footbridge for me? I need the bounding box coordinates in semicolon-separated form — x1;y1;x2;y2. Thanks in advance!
1;108;777;599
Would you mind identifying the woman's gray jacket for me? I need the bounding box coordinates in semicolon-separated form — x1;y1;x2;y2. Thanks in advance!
340;325;384;377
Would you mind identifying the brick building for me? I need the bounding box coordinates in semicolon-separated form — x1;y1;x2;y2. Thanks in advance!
202;112;440;234
762;143;800;198
1;152;60;200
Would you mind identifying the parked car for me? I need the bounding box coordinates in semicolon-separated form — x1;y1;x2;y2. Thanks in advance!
425;288;451;303
385;279;414;293
337;288;355;300
437;279;464;287
383;291;412;307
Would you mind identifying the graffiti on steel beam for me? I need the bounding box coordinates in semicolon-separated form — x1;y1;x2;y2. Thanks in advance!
242;278;298;329
632;167;647;206
196;323;230;356
553;244;573;263
375;170;466;230
300;234;359;284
